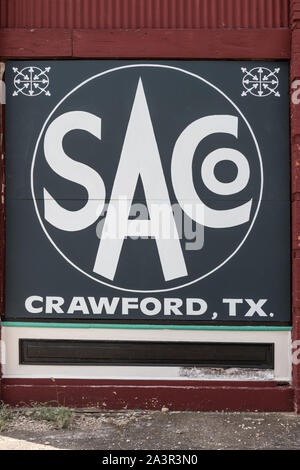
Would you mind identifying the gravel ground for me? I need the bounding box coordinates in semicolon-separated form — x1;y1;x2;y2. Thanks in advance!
0;409;300;450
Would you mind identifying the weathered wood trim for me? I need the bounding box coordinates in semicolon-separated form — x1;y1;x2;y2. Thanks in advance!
0;29;72;58
0;28;291;59
73;28;291;59
1;378;294;411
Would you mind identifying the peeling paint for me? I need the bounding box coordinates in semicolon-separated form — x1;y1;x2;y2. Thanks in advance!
179;367;274;381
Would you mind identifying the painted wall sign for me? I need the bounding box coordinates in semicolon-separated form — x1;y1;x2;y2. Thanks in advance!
5;60;290;323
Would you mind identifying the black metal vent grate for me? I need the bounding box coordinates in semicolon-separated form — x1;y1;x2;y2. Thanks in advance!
19;339;274;369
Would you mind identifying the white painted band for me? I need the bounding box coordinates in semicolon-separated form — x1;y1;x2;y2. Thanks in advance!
1;326;291;382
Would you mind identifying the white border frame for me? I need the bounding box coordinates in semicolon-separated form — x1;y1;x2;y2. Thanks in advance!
2;326;291;381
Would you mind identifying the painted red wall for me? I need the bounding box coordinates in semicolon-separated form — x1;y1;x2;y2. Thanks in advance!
0;0;290;30
291;0;300;413
0;0;291;58
0;0;296;411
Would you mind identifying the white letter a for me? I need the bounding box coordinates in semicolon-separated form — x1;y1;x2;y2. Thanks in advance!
93;78;187;281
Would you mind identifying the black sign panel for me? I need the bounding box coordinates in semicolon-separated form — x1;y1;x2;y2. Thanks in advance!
5;61;290;323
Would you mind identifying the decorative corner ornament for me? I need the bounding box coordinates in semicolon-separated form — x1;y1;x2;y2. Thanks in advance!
241;66;280;98
12;66;51;97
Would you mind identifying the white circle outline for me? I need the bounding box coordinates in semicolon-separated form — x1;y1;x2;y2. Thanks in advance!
31;64;264;293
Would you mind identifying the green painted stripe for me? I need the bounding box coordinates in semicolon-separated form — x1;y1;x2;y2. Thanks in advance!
1;321;292;331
